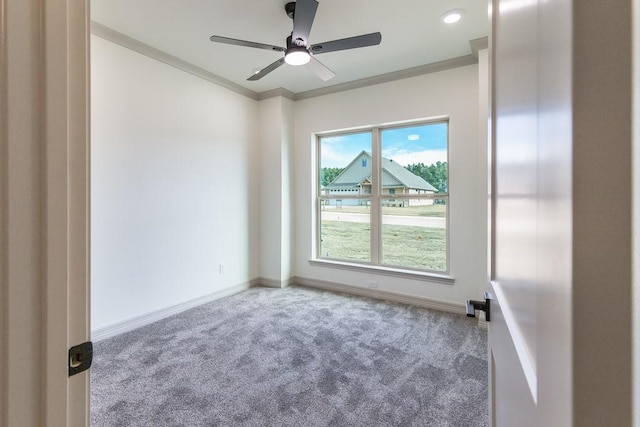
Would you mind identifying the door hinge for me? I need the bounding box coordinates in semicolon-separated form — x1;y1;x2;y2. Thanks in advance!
466;292;491;322
68;341;93;377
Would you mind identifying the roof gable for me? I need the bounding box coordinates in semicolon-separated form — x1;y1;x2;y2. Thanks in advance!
325;150;438;192
326;151;372;187
381;157;438;191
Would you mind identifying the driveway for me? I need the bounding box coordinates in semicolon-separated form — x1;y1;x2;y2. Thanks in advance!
322;211;446;228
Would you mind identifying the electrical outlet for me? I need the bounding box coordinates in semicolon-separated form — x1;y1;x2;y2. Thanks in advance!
219;263;224;274
367;280;378;289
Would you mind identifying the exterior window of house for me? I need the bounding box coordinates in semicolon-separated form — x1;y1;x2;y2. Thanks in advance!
317;120;449;273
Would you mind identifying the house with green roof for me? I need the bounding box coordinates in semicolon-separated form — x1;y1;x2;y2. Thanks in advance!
322;151;438;207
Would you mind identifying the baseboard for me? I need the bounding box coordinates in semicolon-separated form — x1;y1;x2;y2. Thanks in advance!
291;276;467;316
92;278;480;342
251;277;294;289
91;282;251;342
248;277;263;288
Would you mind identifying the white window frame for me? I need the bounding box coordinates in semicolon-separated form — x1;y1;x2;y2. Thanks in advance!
315;118;450;276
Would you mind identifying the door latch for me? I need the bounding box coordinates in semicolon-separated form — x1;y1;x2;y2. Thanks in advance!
466;292;491;322
68;341;93;376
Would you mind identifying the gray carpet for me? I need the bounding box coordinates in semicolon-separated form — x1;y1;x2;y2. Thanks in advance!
91;286;488;426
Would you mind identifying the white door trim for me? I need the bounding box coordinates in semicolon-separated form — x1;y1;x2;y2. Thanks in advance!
1;0;90;426
2;1;48;425
43;0;91;425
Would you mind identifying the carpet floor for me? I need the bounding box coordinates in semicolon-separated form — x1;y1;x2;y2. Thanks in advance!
91;286;488;426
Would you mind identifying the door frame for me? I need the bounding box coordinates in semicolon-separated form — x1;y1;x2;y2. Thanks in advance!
1;0;90;425
44;0;91;425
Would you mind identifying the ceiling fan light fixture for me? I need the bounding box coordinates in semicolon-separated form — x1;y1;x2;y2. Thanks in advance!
285;47;311;66
442;9;464;24
211;0;381;81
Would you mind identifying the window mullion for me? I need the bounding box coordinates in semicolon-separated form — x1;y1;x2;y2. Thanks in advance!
371;128;381;264
316;137;322;259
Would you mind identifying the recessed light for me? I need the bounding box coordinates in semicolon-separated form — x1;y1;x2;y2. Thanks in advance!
442;9;464;24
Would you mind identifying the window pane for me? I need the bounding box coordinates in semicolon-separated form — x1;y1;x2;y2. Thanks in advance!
316;122;449;272
320;132;373;196
381;198;447;271
319;132;372;262
381;122;448;196
320;201;371;262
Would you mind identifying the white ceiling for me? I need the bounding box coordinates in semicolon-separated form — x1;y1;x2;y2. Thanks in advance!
91;0;489;95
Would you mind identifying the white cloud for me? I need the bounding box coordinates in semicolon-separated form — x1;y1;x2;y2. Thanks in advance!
321;135;348;144
381;144;406;158
321;144;358;168
386;149;447;166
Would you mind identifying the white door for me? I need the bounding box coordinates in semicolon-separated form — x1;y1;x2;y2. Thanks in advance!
489;0;572;425
490;0;636;424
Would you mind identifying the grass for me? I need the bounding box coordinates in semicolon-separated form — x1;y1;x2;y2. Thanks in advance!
320;220;447;271
320;222;371;262
322;204;446;218
381;224;446;270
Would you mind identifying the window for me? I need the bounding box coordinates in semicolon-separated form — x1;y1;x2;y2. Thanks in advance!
317;120;448;273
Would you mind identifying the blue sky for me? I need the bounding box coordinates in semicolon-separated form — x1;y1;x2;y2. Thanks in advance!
321;123;447;168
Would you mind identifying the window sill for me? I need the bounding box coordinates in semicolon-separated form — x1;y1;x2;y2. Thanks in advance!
308;259;455;285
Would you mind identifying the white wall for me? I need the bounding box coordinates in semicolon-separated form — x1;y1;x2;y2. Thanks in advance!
91;36;258;331
478;49;490;297
257;98;282;284
292;64;485;305
91;35;486;329
257;97;295;286
281;98;295;283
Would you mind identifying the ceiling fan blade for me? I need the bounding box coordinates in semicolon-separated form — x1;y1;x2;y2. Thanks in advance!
291;0;318;46
247;57;286;81
210;35;285;52
310;32;382;55
306;56;335;81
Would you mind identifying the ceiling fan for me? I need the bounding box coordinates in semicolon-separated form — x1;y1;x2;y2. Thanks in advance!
209;0;382;81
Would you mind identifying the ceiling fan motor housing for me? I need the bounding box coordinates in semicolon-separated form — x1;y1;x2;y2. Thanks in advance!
286;34;306;49
285;2;296;19
285;2;307;47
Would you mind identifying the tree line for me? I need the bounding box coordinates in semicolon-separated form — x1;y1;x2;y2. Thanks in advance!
321;161;448;193
321;167;344;187
404;161;448;193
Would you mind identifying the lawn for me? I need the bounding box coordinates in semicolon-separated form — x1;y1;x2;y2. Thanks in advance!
320;220;447;271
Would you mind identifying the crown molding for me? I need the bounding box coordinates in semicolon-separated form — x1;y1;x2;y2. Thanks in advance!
294;54;478;101
91;22;483;103
257;87;297;101
90;21;260;100
469;36;489;57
